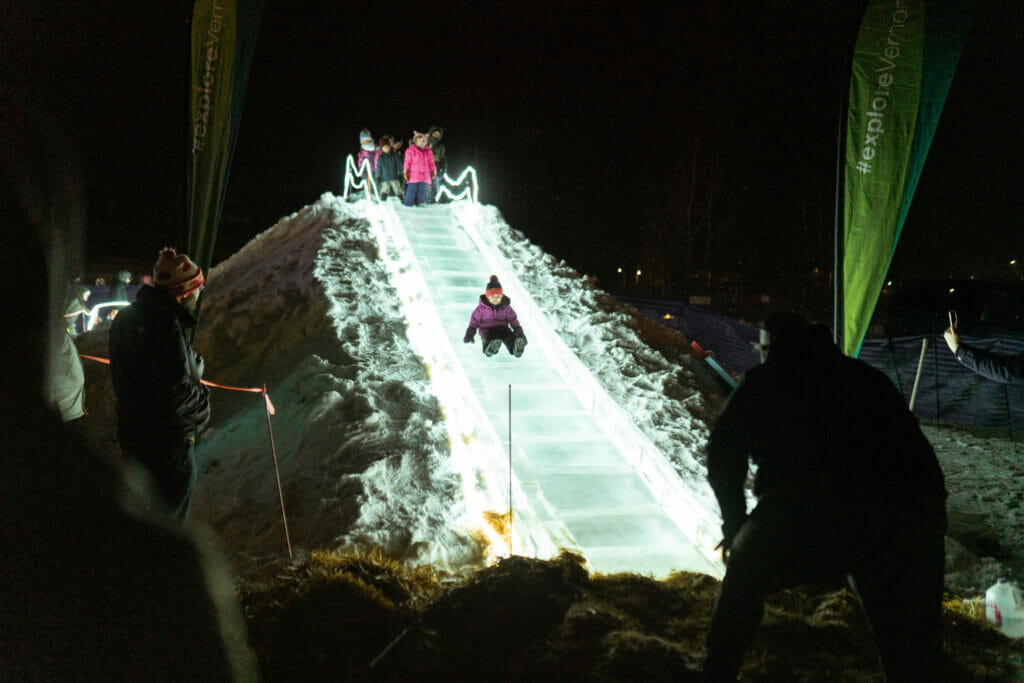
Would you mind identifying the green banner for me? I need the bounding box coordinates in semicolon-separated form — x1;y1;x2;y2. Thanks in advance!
842;0;971;357
187;0;263;279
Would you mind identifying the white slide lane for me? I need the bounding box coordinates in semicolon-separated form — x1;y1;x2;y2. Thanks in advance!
358;197;723;578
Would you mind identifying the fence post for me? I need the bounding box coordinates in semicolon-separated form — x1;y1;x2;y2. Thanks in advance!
908;338;929;412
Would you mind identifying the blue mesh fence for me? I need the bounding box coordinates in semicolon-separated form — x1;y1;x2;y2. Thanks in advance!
619;297;762;373
619;296;1024;434
860;335;1024;434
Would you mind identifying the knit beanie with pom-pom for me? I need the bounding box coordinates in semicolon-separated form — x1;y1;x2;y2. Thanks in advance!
485;275;502;297
153;247;204;298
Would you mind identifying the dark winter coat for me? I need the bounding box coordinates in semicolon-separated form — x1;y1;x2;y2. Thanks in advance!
65;284;90;316
707;323;946;538
376;150;403;182
108;280;129;304
954;343;1024;384
108;285;210;445
427;126;446;173
464;295;526;340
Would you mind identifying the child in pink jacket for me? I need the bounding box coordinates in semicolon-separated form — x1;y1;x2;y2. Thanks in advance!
463;275;528;357
403;131;436;207
354;128;380;197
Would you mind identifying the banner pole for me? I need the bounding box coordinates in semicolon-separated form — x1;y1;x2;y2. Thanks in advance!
182;8;192;250
833;2;865;350
908;338;929;412
832;86;846;350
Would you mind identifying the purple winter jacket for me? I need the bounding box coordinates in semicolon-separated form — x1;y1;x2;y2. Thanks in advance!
404;144;436;184
466;295;524;337
357;147;381;172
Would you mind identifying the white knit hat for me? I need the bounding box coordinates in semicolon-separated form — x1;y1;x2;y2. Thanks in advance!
153;247;204;297
359;128;375;152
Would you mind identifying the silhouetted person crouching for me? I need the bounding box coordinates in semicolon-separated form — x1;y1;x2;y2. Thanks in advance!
703;312;947;682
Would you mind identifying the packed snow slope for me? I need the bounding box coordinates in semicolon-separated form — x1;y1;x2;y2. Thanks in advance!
189;194;724;578
183;192;1024;595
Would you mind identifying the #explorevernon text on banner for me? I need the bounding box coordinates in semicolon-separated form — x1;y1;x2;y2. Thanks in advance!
187;0;263;304
842;0;971;357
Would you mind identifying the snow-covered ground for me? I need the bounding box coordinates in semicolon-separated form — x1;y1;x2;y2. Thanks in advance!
168;193;1024;599
925;424;1024;596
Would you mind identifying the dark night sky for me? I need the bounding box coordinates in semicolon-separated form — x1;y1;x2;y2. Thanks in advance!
6;1;1022;295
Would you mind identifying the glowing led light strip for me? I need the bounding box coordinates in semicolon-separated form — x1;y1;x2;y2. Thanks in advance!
341;155;382;203
340;155;479;205
435;167;479;204
84;301;131;331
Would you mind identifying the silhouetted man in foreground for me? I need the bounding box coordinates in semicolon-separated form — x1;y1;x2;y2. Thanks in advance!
704;312;947;681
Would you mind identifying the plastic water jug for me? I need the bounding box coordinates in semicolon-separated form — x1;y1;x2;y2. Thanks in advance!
985;578;1024;638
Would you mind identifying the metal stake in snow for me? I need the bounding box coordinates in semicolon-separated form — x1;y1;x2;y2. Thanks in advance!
507;383;513;557
263;382;293;560
908;338;929;412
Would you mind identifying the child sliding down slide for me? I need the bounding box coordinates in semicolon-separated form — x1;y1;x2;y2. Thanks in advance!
463;275;527;358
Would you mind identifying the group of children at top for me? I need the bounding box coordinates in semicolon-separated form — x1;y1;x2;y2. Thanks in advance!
356;126;447;207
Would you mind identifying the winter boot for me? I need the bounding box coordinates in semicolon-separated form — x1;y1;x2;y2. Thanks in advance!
484;339;502;357
513;337;526;358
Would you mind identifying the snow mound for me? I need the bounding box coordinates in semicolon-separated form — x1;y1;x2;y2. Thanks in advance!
191;197;481;570
188;196;722;575
184;194;1024;597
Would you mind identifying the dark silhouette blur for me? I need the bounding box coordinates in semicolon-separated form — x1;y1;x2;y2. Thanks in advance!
0;103;255;680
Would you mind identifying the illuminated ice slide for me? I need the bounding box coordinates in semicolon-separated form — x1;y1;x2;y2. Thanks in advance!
342;159;723;578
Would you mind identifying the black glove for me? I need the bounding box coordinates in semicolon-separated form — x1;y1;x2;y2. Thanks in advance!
513;327;527;343
463;327;475;344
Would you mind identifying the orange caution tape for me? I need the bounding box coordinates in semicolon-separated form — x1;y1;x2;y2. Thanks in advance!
202;379;263;393
79;353;275;414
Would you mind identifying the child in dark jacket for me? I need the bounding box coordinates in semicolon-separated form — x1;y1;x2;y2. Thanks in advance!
463;275;527;357
375;138;404;200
